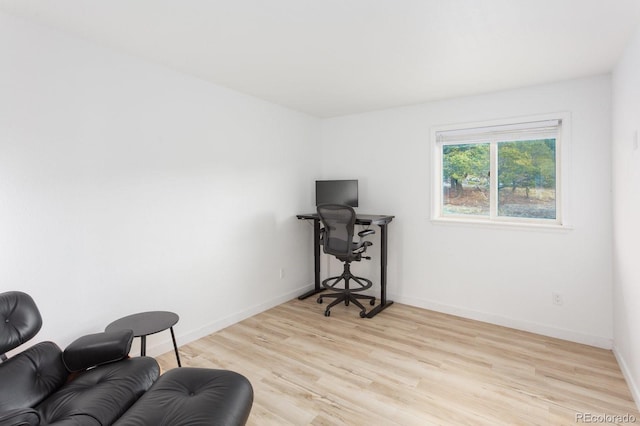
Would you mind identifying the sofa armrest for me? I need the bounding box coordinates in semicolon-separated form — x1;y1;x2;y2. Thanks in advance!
0;408;40;426
63;330;133;373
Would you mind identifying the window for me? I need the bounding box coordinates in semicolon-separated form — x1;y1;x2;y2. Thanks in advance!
432;114;569;227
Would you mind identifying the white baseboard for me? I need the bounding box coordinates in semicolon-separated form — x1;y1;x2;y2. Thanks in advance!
144;284;313;358
613;345;640;412
144;286;613;357
391;293;613;349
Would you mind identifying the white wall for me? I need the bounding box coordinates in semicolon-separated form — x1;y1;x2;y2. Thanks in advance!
0;13;319;354
320;75;613;347
612;24;640;407
0;9;622;367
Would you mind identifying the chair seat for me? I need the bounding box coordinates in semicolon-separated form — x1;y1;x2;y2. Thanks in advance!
37;357;159;425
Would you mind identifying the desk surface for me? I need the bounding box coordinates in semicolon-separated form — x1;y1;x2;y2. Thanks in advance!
297;213;394;226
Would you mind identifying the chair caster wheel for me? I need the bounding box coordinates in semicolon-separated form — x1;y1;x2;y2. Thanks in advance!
359;311;367;318
370;299;376;306
324;310;331;317
345;300;350;306
317;297;323;304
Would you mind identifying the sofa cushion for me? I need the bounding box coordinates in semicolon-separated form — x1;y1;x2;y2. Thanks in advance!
39;414;101;426
63;330;133;373
37;357;159;426
0;341;67;413
115;368;254;426
0;408;40;426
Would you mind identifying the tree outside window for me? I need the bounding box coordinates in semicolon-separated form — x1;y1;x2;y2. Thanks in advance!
434;117;564;226
497;139;556;219
442;143;489;216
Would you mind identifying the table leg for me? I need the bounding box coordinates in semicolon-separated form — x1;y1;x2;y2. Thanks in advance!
298;218;325;300
366;222;394;318
140;335;146;357
170;326;182;367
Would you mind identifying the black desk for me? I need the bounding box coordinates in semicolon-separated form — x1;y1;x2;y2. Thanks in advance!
296;213;394;318
106;311;182;367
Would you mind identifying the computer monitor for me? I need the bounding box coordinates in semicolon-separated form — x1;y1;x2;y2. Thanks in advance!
315;180;358;207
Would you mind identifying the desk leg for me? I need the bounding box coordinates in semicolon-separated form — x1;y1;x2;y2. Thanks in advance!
298;218;325;300
366;222;394;318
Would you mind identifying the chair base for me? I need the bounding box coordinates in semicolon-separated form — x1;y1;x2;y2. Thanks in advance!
317;264;375;317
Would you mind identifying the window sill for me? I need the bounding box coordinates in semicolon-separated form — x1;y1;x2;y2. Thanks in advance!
430;217;574;232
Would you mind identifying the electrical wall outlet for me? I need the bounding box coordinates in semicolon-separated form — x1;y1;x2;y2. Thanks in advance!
279;268;285;279
552;292;563;306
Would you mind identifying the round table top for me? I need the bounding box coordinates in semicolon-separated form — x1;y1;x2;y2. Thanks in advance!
105;311;179;337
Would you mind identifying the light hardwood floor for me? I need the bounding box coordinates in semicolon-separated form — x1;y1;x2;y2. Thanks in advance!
156;299;639;425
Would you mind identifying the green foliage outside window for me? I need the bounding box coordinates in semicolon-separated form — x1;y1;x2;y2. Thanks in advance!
441;139;557;220
498;139;556;196
442;143;489;195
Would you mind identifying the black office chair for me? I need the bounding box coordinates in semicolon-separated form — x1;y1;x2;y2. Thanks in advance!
316;204;376;317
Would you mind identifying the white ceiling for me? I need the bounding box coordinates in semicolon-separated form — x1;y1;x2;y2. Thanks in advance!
2;0;640;118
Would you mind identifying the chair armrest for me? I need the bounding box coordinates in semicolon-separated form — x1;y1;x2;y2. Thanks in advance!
358;229;375;238
63;330;133;373
353;228;375;253
357;228;375;246
0;408;40;426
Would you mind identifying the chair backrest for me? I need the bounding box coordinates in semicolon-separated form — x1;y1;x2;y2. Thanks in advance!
0;291;43;355
317;204;356;259
0;292;68;414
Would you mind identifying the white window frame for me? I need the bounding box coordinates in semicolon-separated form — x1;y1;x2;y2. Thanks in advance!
431;112;571;229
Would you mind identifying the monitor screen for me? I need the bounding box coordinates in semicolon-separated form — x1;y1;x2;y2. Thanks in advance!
315;180;358;207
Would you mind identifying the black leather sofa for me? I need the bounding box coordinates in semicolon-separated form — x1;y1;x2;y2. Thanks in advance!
0;291;253;426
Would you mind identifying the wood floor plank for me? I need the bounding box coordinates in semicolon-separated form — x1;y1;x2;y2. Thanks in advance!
156;299;639;425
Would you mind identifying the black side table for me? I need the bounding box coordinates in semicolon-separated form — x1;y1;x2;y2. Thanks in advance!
106;311;182;367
